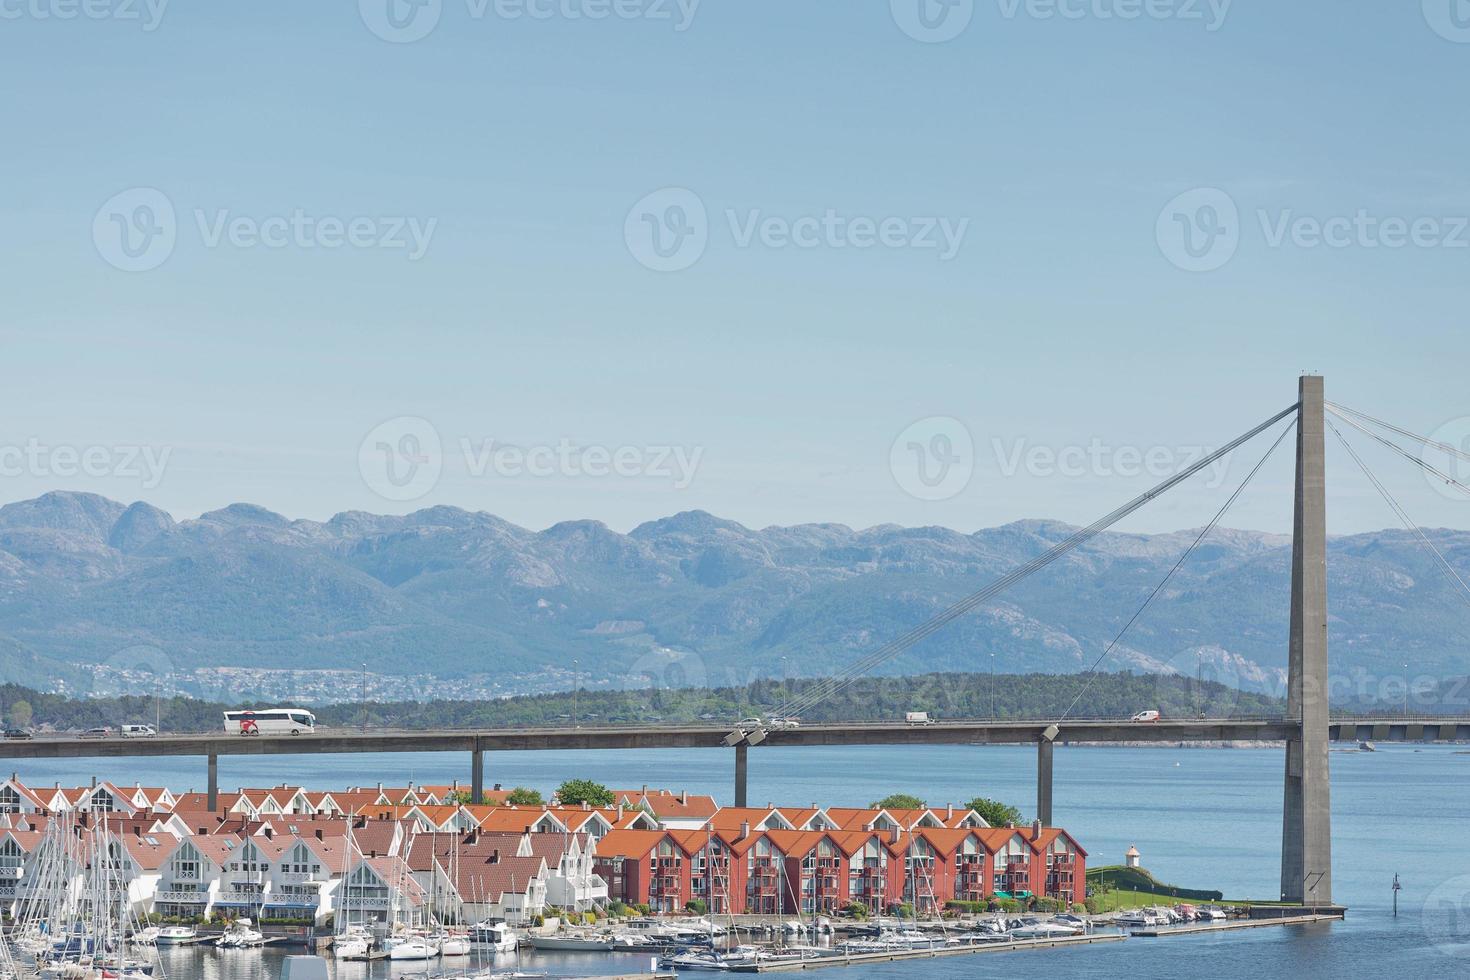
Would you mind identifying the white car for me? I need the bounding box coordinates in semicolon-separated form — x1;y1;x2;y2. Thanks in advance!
736;717;765;732
768;717;800;730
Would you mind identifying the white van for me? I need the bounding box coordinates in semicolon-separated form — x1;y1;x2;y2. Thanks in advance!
121;724;157;738
905;712;936;726
1130;710;1161;723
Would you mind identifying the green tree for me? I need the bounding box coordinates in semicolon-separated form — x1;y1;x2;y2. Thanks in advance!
556;779;614;807
966;797;1024;827
870;793;925;810
505;786;544;805
8;700;32;729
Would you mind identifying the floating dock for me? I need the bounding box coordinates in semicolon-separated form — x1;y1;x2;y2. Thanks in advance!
725;933;1126;972
1130;913;1342;938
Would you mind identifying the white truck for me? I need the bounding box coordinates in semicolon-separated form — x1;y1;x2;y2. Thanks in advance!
904;711;935;726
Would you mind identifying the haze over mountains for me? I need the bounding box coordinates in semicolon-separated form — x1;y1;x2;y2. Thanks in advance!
2;491;1468;702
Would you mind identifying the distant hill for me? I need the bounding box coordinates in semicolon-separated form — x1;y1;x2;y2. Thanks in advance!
2;491;1469;700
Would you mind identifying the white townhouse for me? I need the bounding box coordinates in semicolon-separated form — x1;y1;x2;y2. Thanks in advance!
155;834;238;919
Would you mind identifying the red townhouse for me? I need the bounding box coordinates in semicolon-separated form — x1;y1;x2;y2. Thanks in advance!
590;829;665;908
667;829;744;915
593;830;697;912
884;828;971;914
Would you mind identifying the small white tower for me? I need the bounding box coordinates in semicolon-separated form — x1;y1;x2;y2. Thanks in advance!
1125;845;1141;869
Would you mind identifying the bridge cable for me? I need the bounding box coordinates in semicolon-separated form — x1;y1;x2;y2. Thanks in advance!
1057;416;1296;723
1325;418;1470;612
1325;406;1470;499
768;402;1301;722
1325;401;1470;468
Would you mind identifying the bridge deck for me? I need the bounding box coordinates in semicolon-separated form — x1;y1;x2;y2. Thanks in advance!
0;717;1462;759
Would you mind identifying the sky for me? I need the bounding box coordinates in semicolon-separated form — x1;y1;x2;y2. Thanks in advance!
2;1;1469;537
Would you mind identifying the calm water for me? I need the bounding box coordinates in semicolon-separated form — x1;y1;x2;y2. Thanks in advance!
20;742;1469;979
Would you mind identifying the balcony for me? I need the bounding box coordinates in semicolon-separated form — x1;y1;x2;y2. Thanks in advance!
214;890;267;905
156;889;210;905
277;871;317;884
0;867;23;880
340;896;391;911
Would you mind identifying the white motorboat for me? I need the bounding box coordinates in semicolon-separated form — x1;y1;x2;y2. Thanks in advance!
527;933;615;952
471;921;519;952
1012;919;1083;939
155;925;198;946
333;926;375;960
214;918;266;948
387;935;440;960
1115;909;1163;928
437;933;473;957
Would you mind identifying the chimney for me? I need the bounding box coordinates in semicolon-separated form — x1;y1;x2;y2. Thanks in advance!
316;829;324;841
641;784;647;794
582;801;589;811
740;821;750;840
946;804;954;820
490;848;500;864
617;804;624;820
681;791;688;805
1031;820;1042;841
890;828;901;845
494;784;502;792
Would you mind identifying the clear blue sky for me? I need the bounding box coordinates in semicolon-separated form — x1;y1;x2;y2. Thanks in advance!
3;1;1468;535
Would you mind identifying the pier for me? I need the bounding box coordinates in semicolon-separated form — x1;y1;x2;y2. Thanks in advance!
723;933;1128;972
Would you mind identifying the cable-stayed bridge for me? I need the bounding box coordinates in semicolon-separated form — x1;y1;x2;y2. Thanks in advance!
7;376;1470;908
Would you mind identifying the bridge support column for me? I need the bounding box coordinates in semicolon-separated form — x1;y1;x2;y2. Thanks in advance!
1037;736;1054;826
734;742;748;808
471;739;485;805
1281;375;1332;905
207;753;218;812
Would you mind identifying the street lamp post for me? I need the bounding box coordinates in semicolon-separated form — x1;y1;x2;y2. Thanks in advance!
361;664;368;733
1403;663;1409;717
572;659;579;729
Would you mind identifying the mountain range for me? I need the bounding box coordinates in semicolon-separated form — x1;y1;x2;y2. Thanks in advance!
2;491;1468;701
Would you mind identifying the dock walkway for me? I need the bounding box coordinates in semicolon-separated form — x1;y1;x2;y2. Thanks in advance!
1131;913;1342;937
726;933;1126;972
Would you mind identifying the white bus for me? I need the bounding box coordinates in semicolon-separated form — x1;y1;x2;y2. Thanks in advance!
223;708;317;736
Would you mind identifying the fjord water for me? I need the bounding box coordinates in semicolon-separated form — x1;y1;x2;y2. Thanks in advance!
23;743;1467;979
